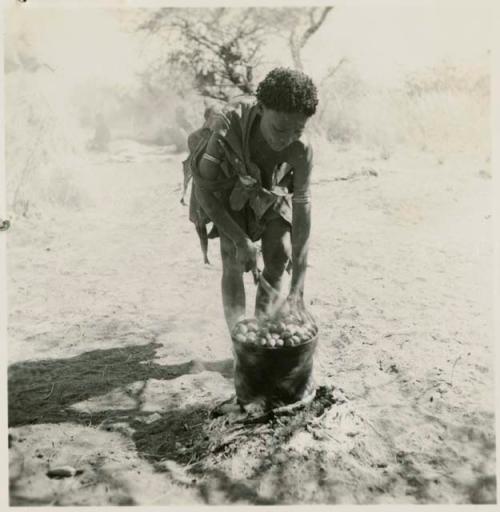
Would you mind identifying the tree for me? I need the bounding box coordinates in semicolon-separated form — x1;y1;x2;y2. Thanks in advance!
136;6;335;102
277;7;334;71
137;8;267;102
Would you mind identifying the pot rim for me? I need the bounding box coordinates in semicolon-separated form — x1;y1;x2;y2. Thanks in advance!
232;332;319;352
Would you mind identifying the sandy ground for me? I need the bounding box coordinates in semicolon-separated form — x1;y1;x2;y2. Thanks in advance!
7;141;496;505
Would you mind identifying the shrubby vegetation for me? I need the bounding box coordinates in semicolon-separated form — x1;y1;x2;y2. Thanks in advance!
4;7;490;216
5;44;87;217
316;58;490;157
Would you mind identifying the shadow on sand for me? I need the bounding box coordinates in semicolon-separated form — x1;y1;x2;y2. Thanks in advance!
8;341;282;504
8;341;233;428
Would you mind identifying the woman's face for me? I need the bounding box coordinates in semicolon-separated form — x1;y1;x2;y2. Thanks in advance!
258;105;309;152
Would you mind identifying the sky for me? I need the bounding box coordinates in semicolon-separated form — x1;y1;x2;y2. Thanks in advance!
4;1;493;90
304;1;492;84
5;8;143;89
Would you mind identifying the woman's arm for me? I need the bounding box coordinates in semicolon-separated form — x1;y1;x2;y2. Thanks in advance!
288;140;314;299
194;134;257;269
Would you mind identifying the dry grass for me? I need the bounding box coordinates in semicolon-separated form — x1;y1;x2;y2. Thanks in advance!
314;59;490;160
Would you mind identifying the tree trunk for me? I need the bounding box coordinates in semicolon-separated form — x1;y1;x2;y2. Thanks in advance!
288;7;333;71
289;31;303;71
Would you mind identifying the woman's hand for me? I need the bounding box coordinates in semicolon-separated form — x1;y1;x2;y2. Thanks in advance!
282;291;305;320
283;291;317;325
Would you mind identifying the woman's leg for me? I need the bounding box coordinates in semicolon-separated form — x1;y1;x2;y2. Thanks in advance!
255;217;291;317
220;235;246;332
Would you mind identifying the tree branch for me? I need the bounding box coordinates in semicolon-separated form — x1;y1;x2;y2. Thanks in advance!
299;6;333;49
289;28;302;70
320;57;347;86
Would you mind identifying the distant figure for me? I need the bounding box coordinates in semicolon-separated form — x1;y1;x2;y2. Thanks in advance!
87;113;111;152
175;105;192;133
165;105;192;152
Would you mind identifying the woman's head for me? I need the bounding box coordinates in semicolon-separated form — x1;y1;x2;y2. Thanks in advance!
256;68;318;151
256;67;318;116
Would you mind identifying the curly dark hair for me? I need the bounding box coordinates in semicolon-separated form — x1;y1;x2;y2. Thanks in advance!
256;67;318;116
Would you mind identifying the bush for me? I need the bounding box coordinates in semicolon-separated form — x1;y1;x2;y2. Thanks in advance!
314;58;490;157
5;70;87;216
